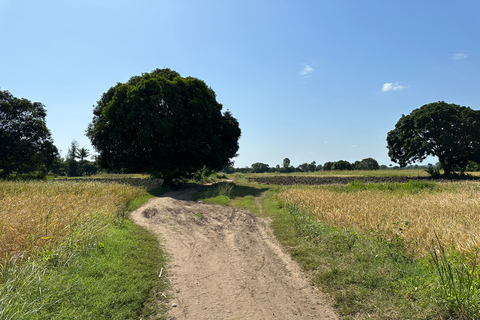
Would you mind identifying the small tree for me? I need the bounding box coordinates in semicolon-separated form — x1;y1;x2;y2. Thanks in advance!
298;163;309;172
65;140;94;176
332;160;353;171
77;148;90;163
323;161;333;171
355;158;380;170
307;161;317;172
251;162;270;173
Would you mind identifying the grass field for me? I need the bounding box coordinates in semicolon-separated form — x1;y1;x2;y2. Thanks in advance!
0;180;146;262
0;180;170;319
196;175;480;319
276;180;480;257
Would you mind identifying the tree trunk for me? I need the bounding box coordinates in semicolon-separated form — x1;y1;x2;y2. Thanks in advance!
440;161;451;176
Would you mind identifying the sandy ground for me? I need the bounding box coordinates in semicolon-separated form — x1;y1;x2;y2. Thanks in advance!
131;187;339;320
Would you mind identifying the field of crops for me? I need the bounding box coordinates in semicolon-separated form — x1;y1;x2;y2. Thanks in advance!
0;180;147;263
276;180;480;257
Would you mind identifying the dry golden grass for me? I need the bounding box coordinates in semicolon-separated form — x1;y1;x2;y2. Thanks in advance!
0;180;147;262
277;181;480;257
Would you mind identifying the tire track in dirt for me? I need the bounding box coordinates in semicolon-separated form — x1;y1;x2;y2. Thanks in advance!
131;188;338;320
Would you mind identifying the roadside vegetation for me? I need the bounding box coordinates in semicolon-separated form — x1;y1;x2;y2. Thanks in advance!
0;180;170;320
195;172;480;319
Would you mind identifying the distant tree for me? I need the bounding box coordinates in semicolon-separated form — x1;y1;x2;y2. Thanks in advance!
354;158;380;170
323;161;333;171
222;165;235;174
67;140;80;161
0;89;58;177
48;154;68;176
387;101;480;175
77;148;90;163
82;162;98;175
331;160;353;171
251;162;270;173
316;163;323;171
298;163;309;172
307;161;317;172
283;158;291;169
65;140;95;177
86;68;241;183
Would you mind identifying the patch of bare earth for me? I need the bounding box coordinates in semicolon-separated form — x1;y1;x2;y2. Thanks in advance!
131;188;338;320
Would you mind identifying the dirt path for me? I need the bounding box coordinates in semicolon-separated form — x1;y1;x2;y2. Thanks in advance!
131;187;338;320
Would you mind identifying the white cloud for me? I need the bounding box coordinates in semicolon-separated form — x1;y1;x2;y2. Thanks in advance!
452;53;468;60
300;64;314;75
381;82;407;92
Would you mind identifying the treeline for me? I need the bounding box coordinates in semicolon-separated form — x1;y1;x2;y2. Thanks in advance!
230;157;381;174
49;140;99;177
230;157;480;174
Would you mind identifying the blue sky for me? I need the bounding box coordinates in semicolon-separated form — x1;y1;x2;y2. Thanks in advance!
1;1;479;168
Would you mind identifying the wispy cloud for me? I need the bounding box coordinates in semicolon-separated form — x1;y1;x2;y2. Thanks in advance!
451;53;468;60
381;82;408;92
300;64;314;75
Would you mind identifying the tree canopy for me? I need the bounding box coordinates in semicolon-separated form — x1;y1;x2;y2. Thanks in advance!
86;68;241;181
354;158;379;170
386;101;480;175
0;89;57;177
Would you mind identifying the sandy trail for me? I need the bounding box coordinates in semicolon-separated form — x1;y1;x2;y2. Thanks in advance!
131;187;338;320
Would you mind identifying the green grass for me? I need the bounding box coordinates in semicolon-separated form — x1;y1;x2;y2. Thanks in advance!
0;185;171;320
32;221;170;320
193;179;455;319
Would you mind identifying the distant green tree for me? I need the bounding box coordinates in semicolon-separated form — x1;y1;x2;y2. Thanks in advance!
283;158;291;169
48;154;68;176
332;160;353;170
222;165;235;174
387;101;480;175
77;148;90;163
0;89;58;177
65;140;95;176
298;163;309;172
354;158;380;170
323;161;333;171
251;162;270;173
67;140;80;161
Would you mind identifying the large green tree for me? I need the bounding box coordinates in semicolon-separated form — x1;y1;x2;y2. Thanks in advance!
0;89;58;177
86;68;241;182
386;101;480;175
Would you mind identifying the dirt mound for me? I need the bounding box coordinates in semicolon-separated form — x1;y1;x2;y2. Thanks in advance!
131;188;338;320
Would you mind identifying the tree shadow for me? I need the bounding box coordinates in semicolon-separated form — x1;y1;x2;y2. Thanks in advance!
190;181;269;201
229;183;269;199
146;181;270;202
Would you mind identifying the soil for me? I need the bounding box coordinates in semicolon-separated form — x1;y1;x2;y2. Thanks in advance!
130;187;339;320
248;175;470;185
